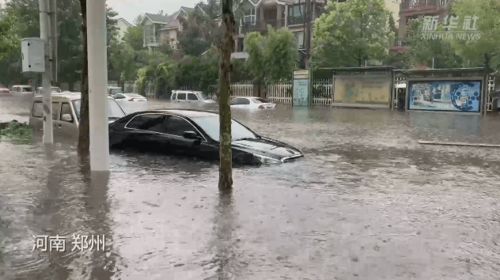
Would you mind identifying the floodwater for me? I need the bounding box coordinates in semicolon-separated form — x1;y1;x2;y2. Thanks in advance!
1;95;500;280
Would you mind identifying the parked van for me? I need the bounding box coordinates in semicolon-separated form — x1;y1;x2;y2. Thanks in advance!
29;92;126;138
10;85;33;95
171;90;215;104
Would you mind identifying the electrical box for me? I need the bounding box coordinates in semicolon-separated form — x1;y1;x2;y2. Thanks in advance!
21;38;45;73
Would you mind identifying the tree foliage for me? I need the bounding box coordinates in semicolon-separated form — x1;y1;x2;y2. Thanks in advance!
245;27;298;83
451;0;500;70
178;0;222;56
0;0;118;88
406;19;463;68
313;0;393;67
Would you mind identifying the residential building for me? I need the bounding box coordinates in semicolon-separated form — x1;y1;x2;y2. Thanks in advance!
233;0;327;58
392;0;453;52
116;18;133;41
142;7;193;50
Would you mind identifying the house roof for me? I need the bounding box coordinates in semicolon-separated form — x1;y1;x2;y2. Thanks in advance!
143;12;169;24
117;18;133;27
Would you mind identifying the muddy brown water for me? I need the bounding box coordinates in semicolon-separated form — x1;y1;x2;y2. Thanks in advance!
1;95;500;279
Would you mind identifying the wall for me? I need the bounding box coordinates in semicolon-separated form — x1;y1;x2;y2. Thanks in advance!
334;72;392;107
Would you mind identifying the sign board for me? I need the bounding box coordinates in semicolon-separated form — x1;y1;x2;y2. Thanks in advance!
334;73;392;107
293;70;310;106
21;38;45;73
408;80;482;113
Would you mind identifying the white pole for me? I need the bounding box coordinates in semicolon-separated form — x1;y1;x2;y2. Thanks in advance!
87;0;109;171
39;0;53;144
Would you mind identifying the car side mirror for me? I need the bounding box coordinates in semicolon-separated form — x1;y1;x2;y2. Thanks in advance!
61;113;73;122
183;131;200;140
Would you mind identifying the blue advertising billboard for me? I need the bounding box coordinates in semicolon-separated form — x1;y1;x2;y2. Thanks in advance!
408;80;482;112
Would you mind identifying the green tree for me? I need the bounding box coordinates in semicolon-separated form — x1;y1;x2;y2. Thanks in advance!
451;0;500;71
400;19;463;69
244;27;297;97
123;24;144;51
313;0;393;67
0;12;22;85
179;0;222;56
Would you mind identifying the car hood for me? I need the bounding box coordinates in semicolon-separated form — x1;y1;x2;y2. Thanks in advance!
232;137;303;162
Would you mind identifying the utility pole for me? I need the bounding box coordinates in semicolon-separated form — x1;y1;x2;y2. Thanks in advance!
304;0;312;69
49;0;58;83
39;0;53;144
87;0;109;171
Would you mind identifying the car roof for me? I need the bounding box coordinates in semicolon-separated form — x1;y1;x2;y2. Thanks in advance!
145;109;219;118
172;90;202;94
13;85;32;88
33;92;114;101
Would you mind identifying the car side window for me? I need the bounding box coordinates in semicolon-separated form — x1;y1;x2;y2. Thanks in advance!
232;98;249;105
165;116;196;137
177;93;186;100
188;93;198;101
60;103;73;123
52;102;61;120
126;114;165;131
32;102;43;117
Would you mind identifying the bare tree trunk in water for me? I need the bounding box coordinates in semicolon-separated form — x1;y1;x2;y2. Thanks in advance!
78;0;89;155
218;0;235;191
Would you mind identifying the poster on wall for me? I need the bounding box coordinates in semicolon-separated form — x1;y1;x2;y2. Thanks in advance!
408;80;482;112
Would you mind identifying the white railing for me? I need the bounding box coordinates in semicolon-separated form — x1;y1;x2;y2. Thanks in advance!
231;83;254;97
229;79;334;106
267;82;293;104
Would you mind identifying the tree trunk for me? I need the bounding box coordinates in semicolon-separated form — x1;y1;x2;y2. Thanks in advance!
78;0;89;155
218;0;235;192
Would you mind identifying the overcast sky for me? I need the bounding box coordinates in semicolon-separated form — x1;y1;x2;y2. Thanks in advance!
0;0;201;24
107;0;201;23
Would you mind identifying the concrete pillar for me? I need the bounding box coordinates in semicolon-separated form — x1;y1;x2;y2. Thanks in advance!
87;0;109;171
277;5;283;28
39;0;53;144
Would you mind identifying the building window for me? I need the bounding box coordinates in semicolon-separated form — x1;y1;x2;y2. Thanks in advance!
243;7;257;25
294;31;304;49
288;4;305;25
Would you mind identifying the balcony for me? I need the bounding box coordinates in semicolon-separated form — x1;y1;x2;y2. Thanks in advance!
240;18;286;34
401;0;452;14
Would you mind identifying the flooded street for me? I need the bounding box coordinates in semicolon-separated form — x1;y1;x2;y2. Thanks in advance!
1;95;500;280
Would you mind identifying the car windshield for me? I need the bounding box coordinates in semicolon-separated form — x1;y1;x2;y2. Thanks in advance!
72;99;125;120
191;116;257;141
253;98;268;103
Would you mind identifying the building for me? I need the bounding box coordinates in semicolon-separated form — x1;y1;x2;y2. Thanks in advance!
142;7;193;50
233;0;327;59
392;0;453;52
116;18;133;41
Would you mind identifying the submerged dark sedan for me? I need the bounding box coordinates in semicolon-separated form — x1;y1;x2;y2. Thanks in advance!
109;109;303;165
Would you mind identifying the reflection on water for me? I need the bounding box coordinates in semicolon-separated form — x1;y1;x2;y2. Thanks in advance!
1;97;500;279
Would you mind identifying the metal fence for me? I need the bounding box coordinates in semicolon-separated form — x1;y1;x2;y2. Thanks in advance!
230;79;333;105
267;82;293;104
230;83;254;97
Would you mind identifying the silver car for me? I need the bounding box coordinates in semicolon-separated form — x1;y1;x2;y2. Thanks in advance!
29;92;126;139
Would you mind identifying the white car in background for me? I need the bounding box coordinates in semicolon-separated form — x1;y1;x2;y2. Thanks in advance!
171;90;215;104
36;86;62;95
10;85;33;95
230;96;276;110
112;93;148;114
